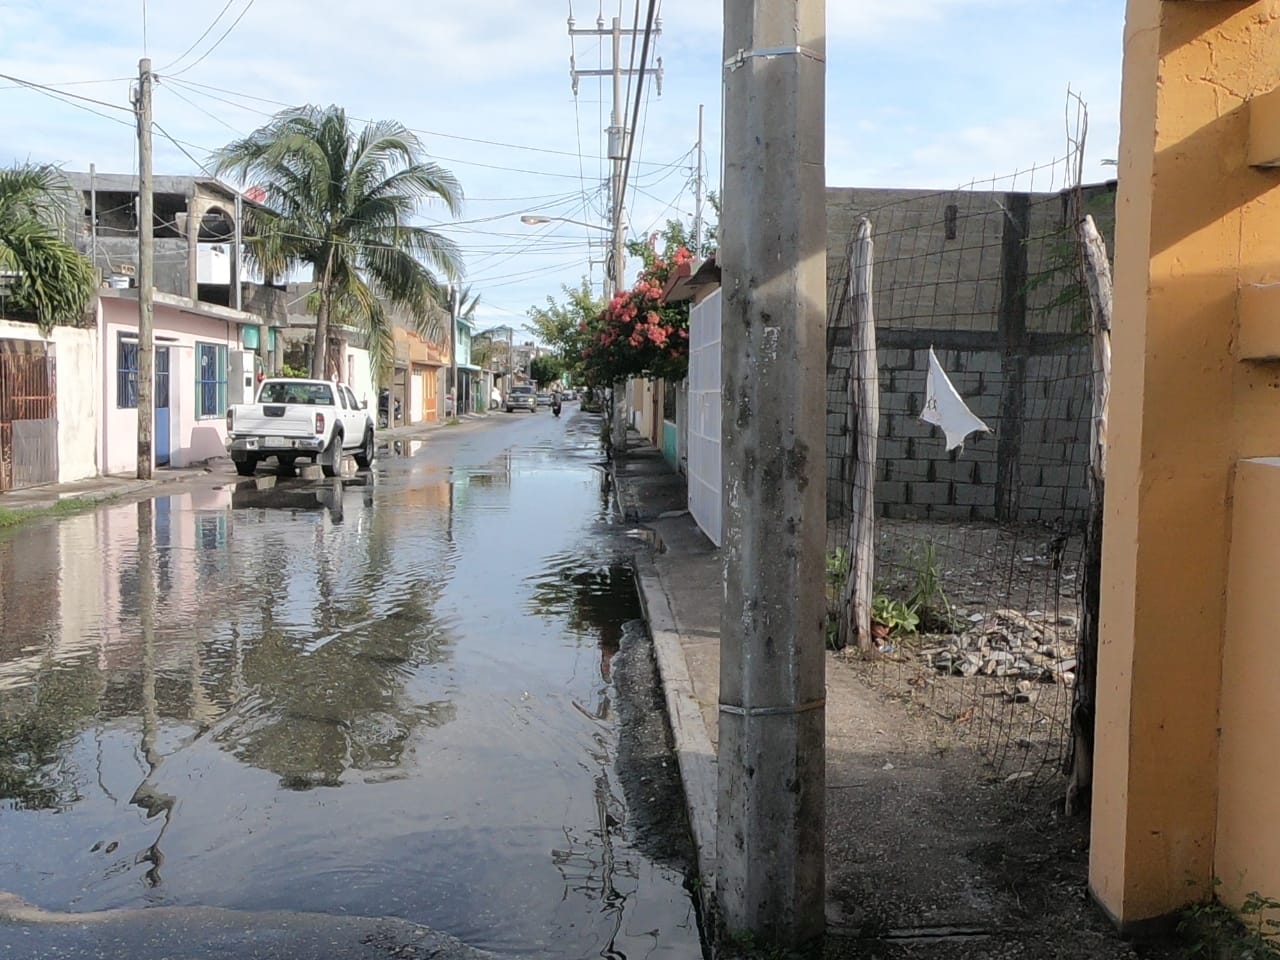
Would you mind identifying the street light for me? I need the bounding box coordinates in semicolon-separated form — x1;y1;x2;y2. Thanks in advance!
519;214;611;232
520;214;621;298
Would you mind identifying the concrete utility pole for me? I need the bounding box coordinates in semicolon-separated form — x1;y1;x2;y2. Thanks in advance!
568;13;660;299
569;13;661;453
717;0;827;947
135;57;155;481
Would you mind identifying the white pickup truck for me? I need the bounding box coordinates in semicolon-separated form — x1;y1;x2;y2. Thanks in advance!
225;378;376;478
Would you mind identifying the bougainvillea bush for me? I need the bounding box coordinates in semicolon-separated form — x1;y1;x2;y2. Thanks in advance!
579;244;693;386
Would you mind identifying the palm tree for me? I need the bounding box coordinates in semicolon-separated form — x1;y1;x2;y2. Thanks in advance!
0;164;96;334
211;105;464;380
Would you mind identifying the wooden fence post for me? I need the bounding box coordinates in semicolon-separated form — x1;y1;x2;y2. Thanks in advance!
841;219;878;650
1066;212;1112;815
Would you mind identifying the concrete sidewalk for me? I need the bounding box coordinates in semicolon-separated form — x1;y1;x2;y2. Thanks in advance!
614;435;1156;958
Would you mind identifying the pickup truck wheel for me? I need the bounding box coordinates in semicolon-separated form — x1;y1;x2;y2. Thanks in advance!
354;428;374;470
320;432;343;478
234;456;258;477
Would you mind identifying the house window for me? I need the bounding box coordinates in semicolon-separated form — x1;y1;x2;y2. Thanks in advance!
196;343;228;418
117;335;139;408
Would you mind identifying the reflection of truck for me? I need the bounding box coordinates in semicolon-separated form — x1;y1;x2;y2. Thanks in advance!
225;378;375;478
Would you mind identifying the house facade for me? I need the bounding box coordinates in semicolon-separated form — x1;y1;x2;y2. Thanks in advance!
0;320;98;489
394;326;446;424
99;290;262;474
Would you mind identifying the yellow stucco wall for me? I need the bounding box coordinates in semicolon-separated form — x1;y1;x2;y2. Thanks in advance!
1218;459;1280;910
1091;0;1280;928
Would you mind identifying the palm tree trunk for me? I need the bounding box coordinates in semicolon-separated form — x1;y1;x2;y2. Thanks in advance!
311;249;336;379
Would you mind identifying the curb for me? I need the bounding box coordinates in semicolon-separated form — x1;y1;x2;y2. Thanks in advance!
633;555;719;904
613;453;719;927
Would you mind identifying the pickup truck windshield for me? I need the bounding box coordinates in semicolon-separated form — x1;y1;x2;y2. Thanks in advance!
259;382;334;405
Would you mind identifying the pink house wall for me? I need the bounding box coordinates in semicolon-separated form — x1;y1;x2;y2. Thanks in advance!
100;297;250;475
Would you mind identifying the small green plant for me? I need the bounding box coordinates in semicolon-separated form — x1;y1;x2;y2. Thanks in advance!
907;543;956;633
826;548;849;585
871;594;920;636
1178;885;1280;959
0;498;94;530
281;362;308;378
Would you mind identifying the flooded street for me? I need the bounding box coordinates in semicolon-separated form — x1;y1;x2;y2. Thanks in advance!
0;411;701;959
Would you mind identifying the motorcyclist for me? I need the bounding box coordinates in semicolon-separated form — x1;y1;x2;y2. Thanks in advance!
551;389;562;418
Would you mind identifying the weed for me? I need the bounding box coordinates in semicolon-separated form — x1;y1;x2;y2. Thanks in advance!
1178;885;1280;959
825;548;850;585
871;594;920;636
907;543;957;633
0;498;94;531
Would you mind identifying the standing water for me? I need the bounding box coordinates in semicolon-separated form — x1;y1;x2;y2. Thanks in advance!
0;413;702;958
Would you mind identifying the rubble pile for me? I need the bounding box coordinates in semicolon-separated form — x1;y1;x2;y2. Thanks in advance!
917;608;1078;685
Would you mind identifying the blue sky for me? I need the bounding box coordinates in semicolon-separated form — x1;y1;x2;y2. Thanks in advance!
0;0;1124;335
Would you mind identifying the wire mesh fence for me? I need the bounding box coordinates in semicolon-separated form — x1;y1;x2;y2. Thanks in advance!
824;149;1114;789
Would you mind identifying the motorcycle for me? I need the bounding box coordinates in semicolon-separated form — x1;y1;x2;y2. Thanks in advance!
551;396;562;418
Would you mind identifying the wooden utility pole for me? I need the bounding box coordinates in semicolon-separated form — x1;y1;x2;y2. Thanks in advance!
841;219;878;650
717;0;827;946
1066;213;1112;817
135;57;154;480
693;104;705;255
448;284;459;418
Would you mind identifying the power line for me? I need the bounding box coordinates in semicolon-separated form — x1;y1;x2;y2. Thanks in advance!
159;81;243;134
0;76;132;91
163;76;675;169
159;0;239;72
0;72;134;113
616;0;658;227
166;0;257;78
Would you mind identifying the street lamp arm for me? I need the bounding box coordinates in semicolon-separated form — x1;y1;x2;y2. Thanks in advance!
520;214;611;233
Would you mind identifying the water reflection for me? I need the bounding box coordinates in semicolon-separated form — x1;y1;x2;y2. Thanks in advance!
0;478;459;807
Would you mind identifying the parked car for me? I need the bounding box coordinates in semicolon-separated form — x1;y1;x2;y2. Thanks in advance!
226;378;375;478
505;384;538;413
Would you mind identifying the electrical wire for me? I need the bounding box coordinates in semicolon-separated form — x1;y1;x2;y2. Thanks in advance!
0;72;134;113
616;0;658;229
159;81;243;134
166;0;257;78
159;0;238;72
162;76;674;170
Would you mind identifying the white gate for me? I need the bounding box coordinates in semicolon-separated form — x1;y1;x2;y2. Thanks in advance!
687;289;722;546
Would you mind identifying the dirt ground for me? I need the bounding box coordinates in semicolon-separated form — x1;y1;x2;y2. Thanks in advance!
828;518;1087;784
819;652;1188;960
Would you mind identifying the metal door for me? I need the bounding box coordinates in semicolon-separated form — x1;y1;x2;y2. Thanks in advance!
155;347;170;466
0;340;58;491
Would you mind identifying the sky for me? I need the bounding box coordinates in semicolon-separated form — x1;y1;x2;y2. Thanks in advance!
0;0;1125;337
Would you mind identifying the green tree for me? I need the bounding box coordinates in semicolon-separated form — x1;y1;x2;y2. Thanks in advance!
529;354;564;388
526;279;604;382
0;164;96;333
211;105;464;380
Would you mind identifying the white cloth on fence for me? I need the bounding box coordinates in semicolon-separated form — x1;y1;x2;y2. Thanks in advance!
921;346;991;451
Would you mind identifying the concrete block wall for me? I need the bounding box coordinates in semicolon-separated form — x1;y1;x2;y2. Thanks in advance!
827;340;1092;525
824;180;1112;529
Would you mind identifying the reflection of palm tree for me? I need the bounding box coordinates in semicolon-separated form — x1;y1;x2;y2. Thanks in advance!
527;563;637;654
